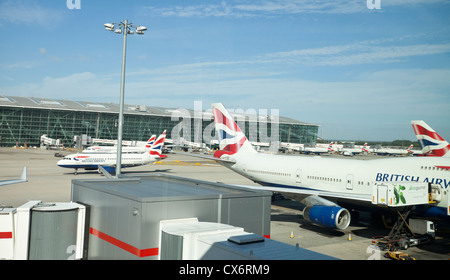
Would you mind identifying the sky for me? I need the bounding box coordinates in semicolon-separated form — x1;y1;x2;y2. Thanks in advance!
0;0;449;142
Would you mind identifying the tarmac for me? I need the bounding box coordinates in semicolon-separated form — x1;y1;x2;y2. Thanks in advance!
1;147;449;260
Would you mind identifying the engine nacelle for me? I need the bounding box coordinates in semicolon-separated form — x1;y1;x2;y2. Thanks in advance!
303;205;351;230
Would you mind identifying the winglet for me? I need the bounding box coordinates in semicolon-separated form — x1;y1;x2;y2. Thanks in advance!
0;166;28;186
20;166;27;181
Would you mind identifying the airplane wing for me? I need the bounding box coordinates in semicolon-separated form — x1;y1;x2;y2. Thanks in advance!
98;166;114;178
172;151;236;164
0;167;27;186
230;184;373;204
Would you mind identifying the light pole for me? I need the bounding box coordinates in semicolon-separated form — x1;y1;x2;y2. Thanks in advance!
104;20;147;177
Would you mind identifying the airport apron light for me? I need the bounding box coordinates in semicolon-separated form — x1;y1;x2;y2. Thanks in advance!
104;19;147;177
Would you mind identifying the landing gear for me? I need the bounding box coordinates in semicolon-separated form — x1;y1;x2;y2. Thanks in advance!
74;168;78;175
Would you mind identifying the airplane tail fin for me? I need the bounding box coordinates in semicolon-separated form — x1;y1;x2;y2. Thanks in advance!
328;142;334;152
149;130;167;158
145;135;156;148
211;103;256;158
362;143;368;152
411;121;450;157
407;144;414;154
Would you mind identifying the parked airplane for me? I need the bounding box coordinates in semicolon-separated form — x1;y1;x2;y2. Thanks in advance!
407;144;423;156
83;133;159;154
148;131;168;159
341;143;368;156
0;167;27;186
204;103;450;230
302;142;334;155
371;144;413;156
280;143;303;153
57;132;166;175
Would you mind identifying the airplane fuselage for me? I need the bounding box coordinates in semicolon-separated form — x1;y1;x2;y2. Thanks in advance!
83;146;150;154
221;152;450;214
57;153;157;170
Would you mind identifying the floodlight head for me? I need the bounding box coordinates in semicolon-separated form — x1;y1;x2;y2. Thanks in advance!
137;26;147;32
136;30;144;35
114;29;122;34
127;30;134;35
104;23;115;31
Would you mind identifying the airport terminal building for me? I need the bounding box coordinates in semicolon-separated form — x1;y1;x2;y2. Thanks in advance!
0;95;318;148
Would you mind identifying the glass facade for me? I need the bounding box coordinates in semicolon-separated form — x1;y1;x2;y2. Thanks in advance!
0;106;318;147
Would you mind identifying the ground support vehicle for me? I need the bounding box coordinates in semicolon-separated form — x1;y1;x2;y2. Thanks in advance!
373;206;436;254
384;251;415;260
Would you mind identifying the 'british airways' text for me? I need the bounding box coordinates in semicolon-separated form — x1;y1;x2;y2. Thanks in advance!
375;173;450;189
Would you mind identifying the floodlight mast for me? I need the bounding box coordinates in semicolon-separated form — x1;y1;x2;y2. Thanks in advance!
104;19;146;177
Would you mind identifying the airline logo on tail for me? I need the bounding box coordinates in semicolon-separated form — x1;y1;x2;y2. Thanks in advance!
411;120;450;157
212;103;255;158
149;130;167;158
407;144;414;154
362;143;368;152
328;142;334;152
145;135;156;148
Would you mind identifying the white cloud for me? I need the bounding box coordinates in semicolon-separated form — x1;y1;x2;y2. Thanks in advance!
140;39;450;70
39;47;62;63
264;41;450;66
383;0;448;6
0;0;63;26
144;0;448;18
2;66;449;140
144;0;365;18
2;61;36;70
1;72;117;101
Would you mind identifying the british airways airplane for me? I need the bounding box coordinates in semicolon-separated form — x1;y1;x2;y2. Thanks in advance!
302;142;334;155
57;131;167;175
207;103;450;230
341;143;368;156
83;133;160;154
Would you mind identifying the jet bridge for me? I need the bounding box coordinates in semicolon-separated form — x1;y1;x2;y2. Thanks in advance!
0;201;87;260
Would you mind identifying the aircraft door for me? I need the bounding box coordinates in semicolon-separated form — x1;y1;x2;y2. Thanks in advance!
377;185;388;206
346;174;354;190
296;169;302;184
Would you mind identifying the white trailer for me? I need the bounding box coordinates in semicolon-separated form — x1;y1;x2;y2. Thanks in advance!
372;182;442;207
371;182;443;252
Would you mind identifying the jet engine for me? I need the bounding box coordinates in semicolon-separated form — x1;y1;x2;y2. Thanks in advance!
303;205;351;230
